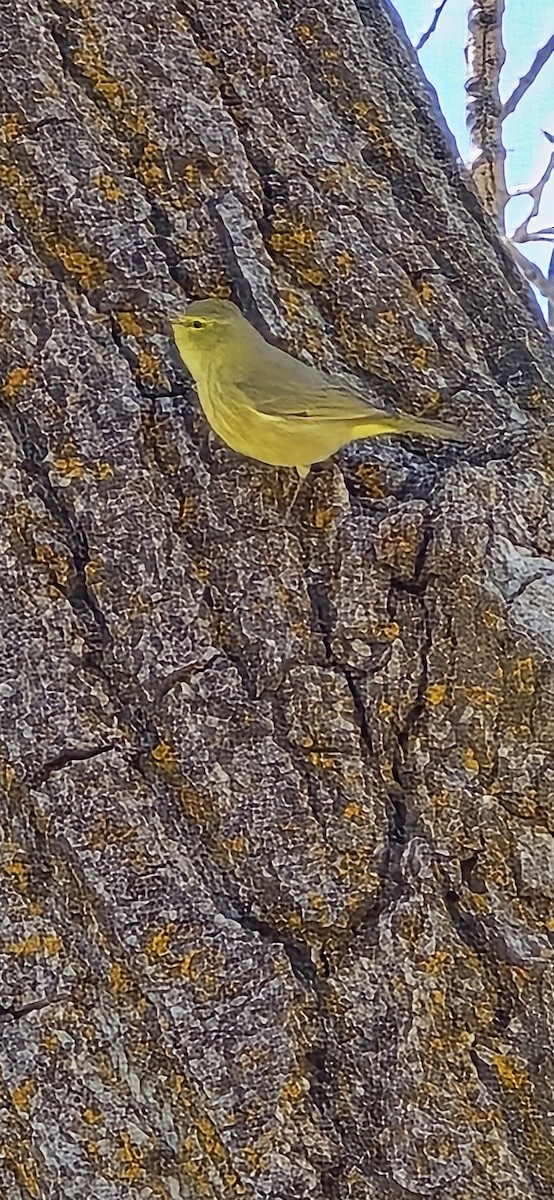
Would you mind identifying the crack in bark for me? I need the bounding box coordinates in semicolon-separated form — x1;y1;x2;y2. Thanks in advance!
0;991;72;1026
31;742;117;786
233;906;320;989
0;402;111;651
233;895;347;1197
149;202;194;292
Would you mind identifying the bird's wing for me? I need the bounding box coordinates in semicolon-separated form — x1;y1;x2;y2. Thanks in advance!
237;357;374;421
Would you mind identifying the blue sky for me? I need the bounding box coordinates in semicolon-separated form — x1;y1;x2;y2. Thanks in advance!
392;0;554;309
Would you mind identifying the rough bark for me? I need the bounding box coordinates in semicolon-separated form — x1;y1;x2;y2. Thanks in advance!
1;1;554;1198
466;0;508;228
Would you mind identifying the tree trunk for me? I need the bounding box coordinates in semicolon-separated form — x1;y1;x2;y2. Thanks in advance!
1;1;554;1197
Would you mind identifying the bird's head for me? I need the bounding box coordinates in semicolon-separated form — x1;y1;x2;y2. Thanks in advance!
171;298;251;380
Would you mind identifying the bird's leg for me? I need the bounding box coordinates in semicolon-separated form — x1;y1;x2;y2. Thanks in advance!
284;465;310;518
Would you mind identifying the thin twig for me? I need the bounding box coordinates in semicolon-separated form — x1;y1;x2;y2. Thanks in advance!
511;148;554;243
416;0;451;52
511;228;554;244
501;33;554;120
507;241;554;312
548;248;554;329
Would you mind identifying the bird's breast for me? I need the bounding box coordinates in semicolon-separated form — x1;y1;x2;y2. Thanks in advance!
196;373;254;456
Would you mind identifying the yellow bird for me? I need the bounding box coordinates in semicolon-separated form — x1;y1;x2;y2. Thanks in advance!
171;298;463;481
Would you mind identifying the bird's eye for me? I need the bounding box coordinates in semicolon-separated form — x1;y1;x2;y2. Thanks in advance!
191;319;204;329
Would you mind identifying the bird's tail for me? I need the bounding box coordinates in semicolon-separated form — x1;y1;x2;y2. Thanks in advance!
353;412;465;442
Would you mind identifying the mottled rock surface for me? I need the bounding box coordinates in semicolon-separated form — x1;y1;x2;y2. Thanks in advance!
1;1;554;1197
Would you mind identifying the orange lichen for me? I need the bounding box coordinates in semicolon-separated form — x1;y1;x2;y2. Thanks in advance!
52;454;85;479
492;1053;528;1091
461;685;499;709
0;163;43;222
380;758;394;782
183;161;202;187
217;834;247;859
280;289;303;318
417;280;435;303
84;557;102;584
151;741;178;774
96;460;114;479
191;560;210;584
462;747;480;773
425;683;447;706
309;750;335;770
296;25;315;43
337;848;373;885
2;365;34;400
4;860;29;889
44;235;107;289
180;946;225;995
179;783;213;825
410;345;429;370
74;35;144;124
0;112;25;144
11;1078;36;1113
182;1114;238;1191
342;801;362;821
416;389;442;414
41;1033;59;1053
269;222;317;257
109;963;130;994
117;311;143;337
137;348;169;389
355;463;385;496
279;1073;307;1111
137;142;166;191
145;925;175;959
82;1107;103;1125
117;1131;143;1183
336;250;354;276
93;172;123;202
482;609;501;629
42;933;63;957
199;47;221;67
6;934;41;956
314;505;334;529
178;495;198;526
525;386;545;409
34;543;70;586
512;657;535;695
2;1145;40;1198
295;265;327;287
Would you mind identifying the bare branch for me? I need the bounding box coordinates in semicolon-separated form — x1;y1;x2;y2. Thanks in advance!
511;228;554;245
466;1;509;230
510;148;554;243
501;33;554;120
507;241;554;319
415;0;451;52
548;248;554;330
